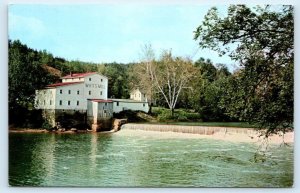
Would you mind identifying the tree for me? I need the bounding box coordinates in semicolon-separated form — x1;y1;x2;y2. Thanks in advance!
100;62;130;99
134;48;197;116
194;5;293;135
216;63;231;78
9;40;56;110
190;58;231;121
129;44;157;113
156;51;197;116
194;58;217;82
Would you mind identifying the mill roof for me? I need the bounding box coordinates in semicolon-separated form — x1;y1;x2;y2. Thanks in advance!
109;98;147;103
89;99;113;103
61;72;97;79
45;81;83;88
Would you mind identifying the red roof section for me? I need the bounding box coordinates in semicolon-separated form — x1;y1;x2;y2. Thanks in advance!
90;99;113;103
46;81;83;88
62;72;97;79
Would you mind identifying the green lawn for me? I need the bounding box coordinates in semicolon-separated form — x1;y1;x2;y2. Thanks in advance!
114;107;258;128
138;122;258;128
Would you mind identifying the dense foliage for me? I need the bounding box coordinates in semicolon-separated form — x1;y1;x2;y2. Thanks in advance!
194;5;293;134
9;40;59;110
98;63;131;99
190;59;232;121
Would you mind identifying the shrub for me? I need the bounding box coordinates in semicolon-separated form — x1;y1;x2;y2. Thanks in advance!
113;110;147;122
157;111;173;122
155;107;202;122
151;107;165;116
41;121;52;130
185;113;202;120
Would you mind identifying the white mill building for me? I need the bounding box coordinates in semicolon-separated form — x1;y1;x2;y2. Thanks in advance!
35;72;149;130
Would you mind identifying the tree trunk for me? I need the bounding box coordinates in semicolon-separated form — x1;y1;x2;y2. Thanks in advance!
171;108;174;117
148;103;152;115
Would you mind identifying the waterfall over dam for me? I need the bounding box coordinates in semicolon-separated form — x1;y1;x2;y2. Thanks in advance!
121;123;257;135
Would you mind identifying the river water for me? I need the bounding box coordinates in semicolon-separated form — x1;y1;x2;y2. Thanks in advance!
9;132;293;187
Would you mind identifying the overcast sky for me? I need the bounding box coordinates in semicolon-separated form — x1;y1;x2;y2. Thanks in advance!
9;4;237;70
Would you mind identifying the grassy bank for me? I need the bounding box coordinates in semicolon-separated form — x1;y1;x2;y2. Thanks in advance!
151;107;202;122
114;107;257;128
134;121;257;128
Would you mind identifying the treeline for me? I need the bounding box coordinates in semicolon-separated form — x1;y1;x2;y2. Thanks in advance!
8;39;234;122
8;40;132;109
8;40;231;120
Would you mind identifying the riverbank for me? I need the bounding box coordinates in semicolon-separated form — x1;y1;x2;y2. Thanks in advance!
9;124;294;145
119;123;294;144
9;128;48;133
9;128;117;135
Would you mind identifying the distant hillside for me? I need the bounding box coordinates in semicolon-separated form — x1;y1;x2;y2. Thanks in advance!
42;64;62;78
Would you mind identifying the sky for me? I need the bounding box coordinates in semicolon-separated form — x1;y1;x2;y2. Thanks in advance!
9;4;237;70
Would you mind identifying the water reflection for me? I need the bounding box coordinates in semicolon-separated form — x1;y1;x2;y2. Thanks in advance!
9;133;56;186
31;133;56;184
9;133;293;187
90;133;98;171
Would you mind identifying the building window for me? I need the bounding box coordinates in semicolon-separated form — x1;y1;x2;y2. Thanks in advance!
89;91;91;95
105;103;107;106
143;103;145;107
89;78;91;81
144;94;146;97
101;79;103;82
60;89;62;94
117;102;119;106
77;90;80;95
59;100;62;105
44;100;45;105
50;100;52;105
100;91;102;95
68;90;71;94
77;101;79;106
68;101;70;106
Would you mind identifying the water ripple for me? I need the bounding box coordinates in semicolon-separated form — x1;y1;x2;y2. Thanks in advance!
9;133;293;187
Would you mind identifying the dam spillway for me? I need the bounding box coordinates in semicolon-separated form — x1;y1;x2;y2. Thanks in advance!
121;123;257;135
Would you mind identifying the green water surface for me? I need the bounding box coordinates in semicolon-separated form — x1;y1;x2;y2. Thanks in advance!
9;132;293;187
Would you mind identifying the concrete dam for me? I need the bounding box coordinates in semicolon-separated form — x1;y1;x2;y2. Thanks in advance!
121;123;257;135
